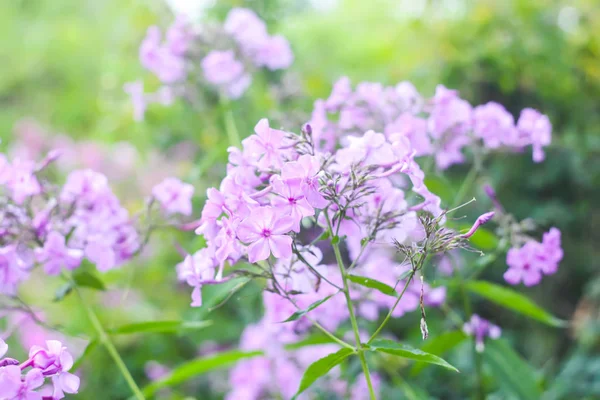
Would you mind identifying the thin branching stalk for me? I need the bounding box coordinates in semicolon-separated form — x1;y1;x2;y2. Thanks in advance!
324;209;377;400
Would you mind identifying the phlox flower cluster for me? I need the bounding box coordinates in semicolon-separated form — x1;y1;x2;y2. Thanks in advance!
127;8;293;120
0;339;79;399
0;150;194;296
504;227;563;287
462;314;501;352
183;116;447;307
484;185;564;287
310;77;552;169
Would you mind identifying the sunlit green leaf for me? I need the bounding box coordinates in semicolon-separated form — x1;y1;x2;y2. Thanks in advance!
72;340;98;371
484;340;542;400
348;274;397;296
466;281;567;327
367;339;459;372
53;282;73;302
141;350;263;397
73;269;106;291
410;331;467;375
108;320;212;335
294;348;354;398
282;293;337;322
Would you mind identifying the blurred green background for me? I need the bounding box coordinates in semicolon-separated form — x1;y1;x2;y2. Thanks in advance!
1;0;599;398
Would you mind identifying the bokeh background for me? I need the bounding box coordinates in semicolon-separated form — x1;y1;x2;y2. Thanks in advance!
1;0;599;398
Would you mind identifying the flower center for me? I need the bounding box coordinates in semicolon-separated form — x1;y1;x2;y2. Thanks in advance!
262;229;272;238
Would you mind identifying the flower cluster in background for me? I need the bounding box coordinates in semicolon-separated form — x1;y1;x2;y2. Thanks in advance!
127;7;294;121
463;314;501;352
504;227;563;287
310;78;552;169
0;148;193;295
0;338;79;399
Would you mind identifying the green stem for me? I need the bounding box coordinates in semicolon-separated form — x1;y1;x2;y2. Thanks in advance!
367;269;416;344
324;210;377;400
74;286;145;400
220;96;241;148
460;281;485;400
452;164;479;209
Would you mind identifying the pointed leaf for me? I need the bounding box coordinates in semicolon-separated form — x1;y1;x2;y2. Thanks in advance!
72;340;98;371
286;333;336;350
410;331;468;375
53;282;73;302
282;293;337;322
367;339;459;372
294;348;354;397
348;274;397;296
73;269;106;291
484;340;542;400
466;281;567;327
141;350;263;397
108;320;212;335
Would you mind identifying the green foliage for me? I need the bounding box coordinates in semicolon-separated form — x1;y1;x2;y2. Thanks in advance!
141;350;264;397
294;348;355;397
347;274;397;296
367;339;459;372
484;340;542;399
466;280;567;327
282;293;338;322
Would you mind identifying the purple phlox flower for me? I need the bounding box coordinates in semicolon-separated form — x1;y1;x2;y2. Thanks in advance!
281;154;327;209
177;248;219;307
460;211;495;239
0;245;30;296
213;216;243;273
139;23;188;83
6;158;41;204
152;177;194;216
385;113;431;156
242;119;288;170
201;50;251;99
271;177;315;232
504;227;562;286
224;8;269;53
253;35;294;70
463;314;501;352
29;340;79;398
35;231;83;276
516;108;552;162
335;131;396;170
472;102;516;149
394;81;423;113
504;242;544;286
428;85;473;170
237;207;295;263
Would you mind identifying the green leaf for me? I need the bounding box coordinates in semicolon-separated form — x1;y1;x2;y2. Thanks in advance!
484;340;542;400
466;281;567;327
108;320;212;335
73;269;106;291
141;350;263;397
72;339;98;371
348;274;397;296
282;293;336;322
53;282;73;302
286;333;336;350
319;231;330;241
367;339;459;372
410;331;468;375
294;348;354;397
